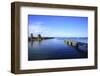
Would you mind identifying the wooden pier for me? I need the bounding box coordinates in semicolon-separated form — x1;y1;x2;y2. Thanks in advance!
64;40;88;52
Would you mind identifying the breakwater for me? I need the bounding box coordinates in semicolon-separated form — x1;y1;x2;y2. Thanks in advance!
64;40;88;52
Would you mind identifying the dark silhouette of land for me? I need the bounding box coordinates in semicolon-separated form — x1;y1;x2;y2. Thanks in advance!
28;33;54;41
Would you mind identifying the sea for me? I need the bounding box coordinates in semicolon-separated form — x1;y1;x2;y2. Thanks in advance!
28;37;88;61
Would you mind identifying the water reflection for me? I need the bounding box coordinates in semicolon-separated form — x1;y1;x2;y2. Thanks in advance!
30;40;42;47
28;38;88;61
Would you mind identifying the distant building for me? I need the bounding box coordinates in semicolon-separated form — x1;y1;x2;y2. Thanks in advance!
38;34;42;40
31;33;33;38
29;33;43;41
38;34;41;38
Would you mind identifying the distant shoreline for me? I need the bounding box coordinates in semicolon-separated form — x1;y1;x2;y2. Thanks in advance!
28;37;54;41
28;37;88;40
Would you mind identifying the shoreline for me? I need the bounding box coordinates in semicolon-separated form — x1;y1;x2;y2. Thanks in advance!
28;37;54;41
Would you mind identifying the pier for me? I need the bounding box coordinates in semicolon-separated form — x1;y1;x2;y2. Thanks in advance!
64;40;88;52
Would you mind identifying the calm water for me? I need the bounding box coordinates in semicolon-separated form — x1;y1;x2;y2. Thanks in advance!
28;37;88;61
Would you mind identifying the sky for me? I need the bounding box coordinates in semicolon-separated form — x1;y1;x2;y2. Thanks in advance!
28;15;88;37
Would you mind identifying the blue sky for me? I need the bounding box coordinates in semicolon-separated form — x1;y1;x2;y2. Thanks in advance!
28;15;88;37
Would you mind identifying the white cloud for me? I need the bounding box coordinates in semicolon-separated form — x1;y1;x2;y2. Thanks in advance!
32;21;43;25
28;21;75;37
29;25;42;33
28;21;47;37
29;22;41;35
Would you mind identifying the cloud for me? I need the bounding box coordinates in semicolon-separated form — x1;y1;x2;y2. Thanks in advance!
28;21;47;37
29;25;42;33
29;21;43;26
28;21;75;37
